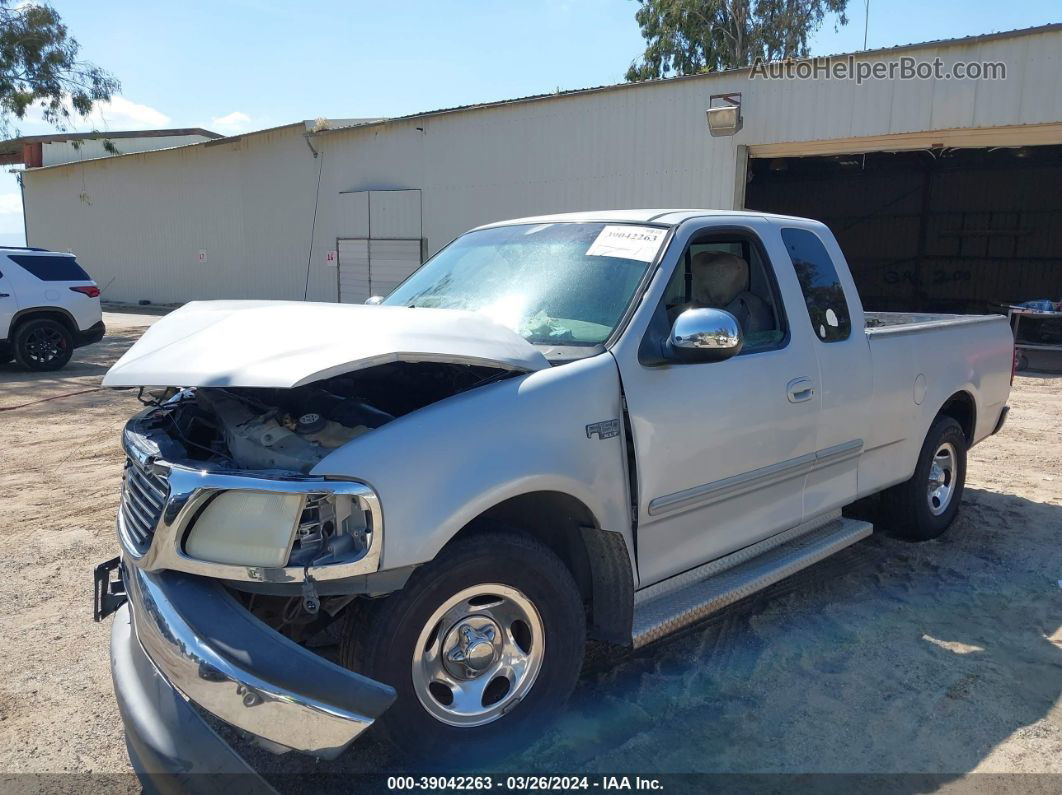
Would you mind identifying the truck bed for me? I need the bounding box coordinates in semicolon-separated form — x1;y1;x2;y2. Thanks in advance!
865;311;1008;336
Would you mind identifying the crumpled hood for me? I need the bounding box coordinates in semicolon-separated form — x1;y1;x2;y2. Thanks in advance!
103;300;550;388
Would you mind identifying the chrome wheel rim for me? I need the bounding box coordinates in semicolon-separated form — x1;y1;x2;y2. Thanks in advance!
927;442;957;516
412;583;544;727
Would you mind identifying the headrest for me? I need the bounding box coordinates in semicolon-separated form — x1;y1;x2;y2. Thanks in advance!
690;251;750;307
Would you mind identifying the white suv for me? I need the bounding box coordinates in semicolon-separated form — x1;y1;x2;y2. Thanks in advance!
0;248;105;371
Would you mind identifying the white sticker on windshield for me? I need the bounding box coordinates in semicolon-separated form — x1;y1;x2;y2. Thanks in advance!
585;225;667;263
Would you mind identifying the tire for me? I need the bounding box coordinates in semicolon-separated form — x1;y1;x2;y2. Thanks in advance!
13;318;74;371
341;530;586;758
881;415;967;541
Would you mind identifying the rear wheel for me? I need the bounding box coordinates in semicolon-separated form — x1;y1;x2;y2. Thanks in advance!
882;415;967;541
341;531;585;757
13;318;73;371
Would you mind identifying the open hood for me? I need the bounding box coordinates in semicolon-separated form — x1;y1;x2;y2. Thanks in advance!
103;300;550;388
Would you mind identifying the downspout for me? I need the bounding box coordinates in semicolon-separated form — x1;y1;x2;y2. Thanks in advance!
301;129;325;301
17;169;28;246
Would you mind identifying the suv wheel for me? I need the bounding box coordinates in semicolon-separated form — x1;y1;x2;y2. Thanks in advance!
882;415;967;541
342;530;586;757
13;318;74;371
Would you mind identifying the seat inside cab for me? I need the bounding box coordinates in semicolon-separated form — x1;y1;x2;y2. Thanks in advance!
664;238;786;351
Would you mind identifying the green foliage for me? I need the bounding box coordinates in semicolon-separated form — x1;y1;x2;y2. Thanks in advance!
626;0;849;81
0;1;118;136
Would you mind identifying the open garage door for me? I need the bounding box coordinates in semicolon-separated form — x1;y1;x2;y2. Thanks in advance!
337;238;423;304
745;144;1062;313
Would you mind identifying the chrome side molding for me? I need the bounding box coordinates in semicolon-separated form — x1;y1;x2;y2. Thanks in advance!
648;439;863;518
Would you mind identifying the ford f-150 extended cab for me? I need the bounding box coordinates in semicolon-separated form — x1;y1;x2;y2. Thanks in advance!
94;210;1013;784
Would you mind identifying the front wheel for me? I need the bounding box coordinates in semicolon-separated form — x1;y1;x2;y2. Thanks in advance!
882;415;967;541
341;530;586;756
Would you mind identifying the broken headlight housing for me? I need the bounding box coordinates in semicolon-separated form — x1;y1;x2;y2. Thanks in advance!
183;488;372;570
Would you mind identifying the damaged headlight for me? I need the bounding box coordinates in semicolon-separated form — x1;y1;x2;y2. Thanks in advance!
183;489;370;569
185;491;304;567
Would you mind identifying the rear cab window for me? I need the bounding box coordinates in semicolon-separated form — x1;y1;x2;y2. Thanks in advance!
9;254;91;282
780;227;851;343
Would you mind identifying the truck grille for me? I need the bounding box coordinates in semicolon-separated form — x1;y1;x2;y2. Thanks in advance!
119;458;169;554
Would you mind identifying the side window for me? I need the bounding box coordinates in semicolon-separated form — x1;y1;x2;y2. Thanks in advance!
780;228;851;343
9;254;91;282
662;234;787;352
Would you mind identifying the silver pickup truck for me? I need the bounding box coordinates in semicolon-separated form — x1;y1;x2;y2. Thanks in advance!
94;209;1013;782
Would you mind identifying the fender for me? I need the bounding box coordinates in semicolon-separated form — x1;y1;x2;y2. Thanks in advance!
313;352;636;579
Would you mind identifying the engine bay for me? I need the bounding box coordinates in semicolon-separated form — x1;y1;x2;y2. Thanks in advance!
143;360;510;472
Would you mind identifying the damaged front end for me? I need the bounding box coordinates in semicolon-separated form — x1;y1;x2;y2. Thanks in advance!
99;300;547;769
107;360;517;767
119;360;508;589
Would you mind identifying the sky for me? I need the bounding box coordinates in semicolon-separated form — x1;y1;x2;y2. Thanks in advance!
0;0;1058;246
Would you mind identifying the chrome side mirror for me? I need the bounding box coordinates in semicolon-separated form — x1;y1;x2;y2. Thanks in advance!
667;308;743;362
364;295;384;305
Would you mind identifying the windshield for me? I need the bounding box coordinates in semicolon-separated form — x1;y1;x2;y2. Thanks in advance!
382;222;666;346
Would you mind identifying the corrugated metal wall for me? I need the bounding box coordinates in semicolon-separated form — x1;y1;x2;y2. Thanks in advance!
24;126;333;303
21;26;1062;305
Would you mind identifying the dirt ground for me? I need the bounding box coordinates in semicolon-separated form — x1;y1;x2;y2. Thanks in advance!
0;313;1059;786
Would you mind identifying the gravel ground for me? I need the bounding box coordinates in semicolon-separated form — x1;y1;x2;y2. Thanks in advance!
0;313;1059;787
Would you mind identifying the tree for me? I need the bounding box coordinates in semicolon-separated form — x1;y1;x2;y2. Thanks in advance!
626;0;849;81
0;1;118;137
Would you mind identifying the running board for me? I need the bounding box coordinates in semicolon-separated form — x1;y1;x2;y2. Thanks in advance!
631;512;872;647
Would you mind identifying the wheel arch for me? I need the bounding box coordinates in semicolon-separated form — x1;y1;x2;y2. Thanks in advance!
937;390;976;445
11;306;78;336
447;491;634;645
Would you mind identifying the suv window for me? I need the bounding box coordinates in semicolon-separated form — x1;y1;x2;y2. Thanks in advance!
9;254;91;282
780;228;851;343
662;234;787;352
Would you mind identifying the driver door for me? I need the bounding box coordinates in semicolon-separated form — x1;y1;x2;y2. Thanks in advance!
611;220;821;587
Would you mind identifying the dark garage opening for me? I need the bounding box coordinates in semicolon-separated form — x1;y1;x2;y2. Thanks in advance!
745;144;1062;315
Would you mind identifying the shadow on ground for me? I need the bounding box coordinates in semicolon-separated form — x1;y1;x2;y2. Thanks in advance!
0;334;140;408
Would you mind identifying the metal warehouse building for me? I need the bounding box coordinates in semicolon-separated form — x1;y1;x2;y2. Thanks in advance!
19;24;1062;313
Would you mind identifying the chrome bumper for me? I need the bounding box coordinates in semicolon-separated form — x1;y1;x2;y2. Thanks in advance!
124;561;396;758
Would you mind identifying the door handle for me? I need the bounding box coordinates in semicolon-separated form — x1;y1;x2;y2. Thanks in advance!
787;377;816;403
0;293;9;298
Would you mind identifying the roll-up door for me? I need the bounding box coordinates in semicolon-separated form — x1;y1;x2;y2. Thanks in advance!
337;238;370;304
337;238;422;303
367;239;423;298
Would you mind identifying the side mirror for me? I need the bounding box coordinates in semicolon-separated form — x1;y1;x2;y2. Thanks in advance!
666;308;743;362
364;295;384;305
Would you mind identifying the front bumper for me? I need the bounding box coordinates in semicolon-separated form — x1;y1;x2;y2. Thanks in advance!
116;561;396;768
111;603;271;793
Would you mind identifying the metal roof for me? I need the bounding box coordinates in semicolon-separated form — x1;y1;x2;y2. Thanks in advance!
26;118;385;171
0;127;220;154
